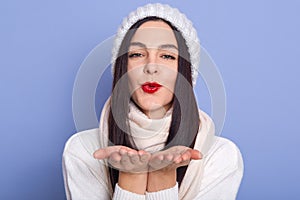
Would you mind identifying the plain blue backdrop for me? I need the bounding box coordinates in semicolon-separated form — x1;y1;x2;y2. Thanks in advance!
1;0;300;199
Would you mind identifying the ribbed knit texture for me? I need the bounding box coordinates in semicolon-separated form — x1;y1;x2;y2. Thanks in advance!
128;101;172;153
113;184;146;200
146;182;179;200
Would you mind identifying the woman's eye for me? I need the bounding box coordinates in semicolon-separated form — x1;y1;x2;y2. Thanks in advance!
128;53;143;58
161;54;176;60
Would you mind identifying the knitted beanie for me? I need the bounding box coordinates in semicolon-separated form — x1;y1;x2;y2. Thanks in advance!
111;3;200;85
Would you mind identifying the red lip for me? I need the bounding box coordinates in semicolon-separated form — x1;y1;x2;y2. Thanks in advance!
141;82;162;94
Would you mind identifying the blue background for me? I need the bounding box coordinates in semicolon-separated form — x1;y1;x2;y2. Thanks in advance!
1;0;299;199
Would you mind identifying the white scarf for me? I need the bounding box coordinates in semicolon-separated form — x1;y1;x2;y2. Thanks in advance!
98;97;216;199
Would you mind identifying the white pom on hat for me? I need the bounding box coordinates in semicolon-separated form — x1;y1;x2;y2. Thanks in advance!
111;3;200;85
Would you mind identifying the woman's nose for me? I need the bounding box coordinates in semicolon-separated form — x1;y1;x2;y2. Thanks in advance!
143;51;158;74
143;63;158;74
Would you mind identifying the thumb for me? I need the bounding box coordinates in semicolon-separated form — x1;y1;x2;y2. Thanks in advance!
189;149;202;160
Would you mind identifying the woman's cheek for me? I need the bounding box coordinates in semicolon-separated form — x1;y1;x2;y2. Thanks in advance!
127;69;141;94
161;70;177;93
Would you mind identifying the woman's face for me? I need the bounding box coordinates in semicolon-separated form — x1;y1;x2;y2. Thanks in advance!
127;20;178;119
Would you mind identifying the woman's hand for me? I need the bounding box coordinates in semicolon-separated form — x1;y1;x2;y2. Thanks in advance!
148;146;202;172
146;146;202;192
93;146;151;173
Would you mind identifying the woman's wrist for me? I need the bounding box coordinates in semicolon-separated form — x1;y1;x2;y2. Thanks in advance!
118;171;148;195
147;169;176;192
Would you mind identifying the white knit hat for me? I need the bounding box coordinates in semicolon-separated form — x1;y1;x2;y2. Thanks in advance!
111;3;200;85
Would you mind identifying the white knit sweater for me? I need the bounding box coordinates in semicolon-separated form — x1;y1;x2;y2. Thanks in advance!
62;100;244;199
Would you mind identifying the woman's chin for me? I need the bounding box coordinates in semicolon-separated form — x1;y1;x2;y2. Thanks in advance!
138;103;170;119
140;102;164;112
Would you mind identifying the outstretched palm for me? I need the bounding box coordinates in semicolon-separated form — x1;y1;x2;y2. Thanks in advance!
93;145;202;173
93;146;151;173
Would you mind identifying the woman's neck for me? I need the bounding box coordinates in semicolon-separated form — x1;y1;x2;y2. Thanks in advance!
130;99;172;119
143;105;170;119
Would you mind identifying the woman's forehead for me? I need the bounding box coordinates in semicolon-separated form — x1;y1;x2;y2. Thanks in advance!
130;21;178;49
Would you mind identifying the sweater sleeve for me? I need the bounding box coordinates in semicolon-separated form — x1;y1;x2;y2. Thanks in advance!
62;132;112;200
62;152;111;200
113;183;146;200
112;180;179;200
63;149;147;200
194;137;244;200
146;182;179;200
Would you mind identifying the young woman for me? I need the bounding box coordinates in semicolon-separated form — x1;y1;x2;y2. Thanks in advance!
63;3;244;200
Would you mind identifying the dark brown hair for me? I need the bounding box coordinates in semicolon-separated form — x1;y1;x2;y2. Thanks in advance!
108;16;200;190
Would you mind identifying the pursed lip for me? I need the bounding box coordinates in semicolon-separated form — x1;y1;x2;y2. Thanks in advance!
141;82;162;94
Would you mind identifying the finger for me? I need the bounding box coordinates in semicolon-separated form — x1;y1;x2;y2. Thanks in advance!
128;151;139;164
140;152;151;162
164;153;173;162
120;146;136;153
138;150;147;156
173;153;182;164
181;150;192;161
161;154;173;167
93;146;121;159
108;152;122;168
189;149;202;160
120;151;130;166
149;154;164;167
119;148;127;155
175;151;191;167
149;154;165;170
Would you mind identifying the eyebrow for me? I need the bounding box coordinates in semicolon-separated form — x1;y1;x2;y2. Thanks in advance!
159;44;178;51
130;42;146;49
129;42;178;51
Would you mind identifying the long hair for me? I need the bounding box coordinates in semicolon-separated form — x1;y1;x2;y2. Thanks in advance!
108;16;200;190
